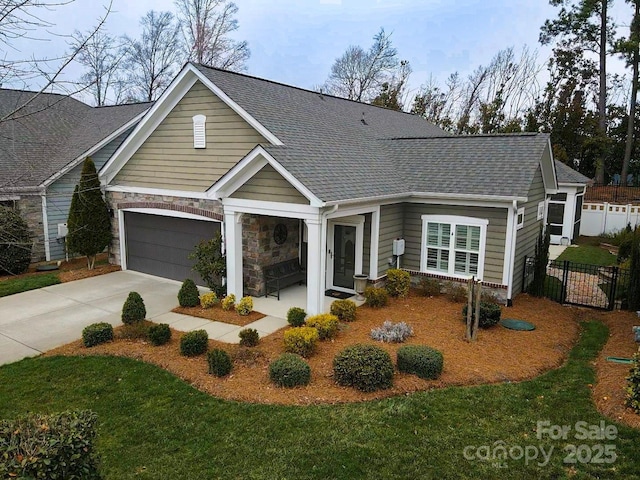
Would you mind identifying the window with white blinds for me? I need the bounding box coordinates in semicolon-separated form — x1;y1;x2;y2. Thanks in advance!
192;114;206;148
421;215;488;279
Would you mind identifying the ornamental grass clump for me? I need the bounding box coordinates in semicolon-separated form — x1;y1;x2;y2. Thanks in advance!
200;292;218;309
333;344;394;392
370;320;413;343
330;299;357;322
178;279;200;307
305;314;339;340
235;296;253;316
221;294;236;311
283;326;319;358
396;345;444;380
269;353;311;388
287;307;307;327
121;291;146;324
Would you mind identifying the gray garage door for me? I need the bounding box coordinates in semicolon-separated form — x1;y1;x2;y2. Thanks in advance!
124;212;221;284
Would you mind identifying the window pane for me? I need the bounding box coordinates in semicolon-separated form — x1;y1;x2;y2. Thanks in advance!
427;248;448;272
455;225;480;251
548;203;564;224
427;222;450;248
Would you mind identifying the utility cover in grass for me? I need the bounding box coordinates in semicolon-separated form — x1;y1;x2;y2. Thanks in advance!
500;319;535;331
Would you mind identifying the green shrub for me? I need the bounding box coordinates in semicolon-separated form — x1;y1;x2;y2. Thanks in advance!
626;352;640;413
189;234;226;294
480;290;501;305
417;277;441;297
283;326;319;358
364;287;388;307
121;291;146;324
221;293;236;311
385;269;410;297
397;345;444;380
239;328;260;347
269;353;311;388
148;323;171;346
207;348;232;377
82;322;113;347
0;206;31;275
333;344;394;392
287;307;307;327
235;296;253;316
330;299;357;322
305;313;339;340
200;292;218;309
0;410;100;479
445;282;467;302
178;279;200;307
461;301;502;328
180;329;209;357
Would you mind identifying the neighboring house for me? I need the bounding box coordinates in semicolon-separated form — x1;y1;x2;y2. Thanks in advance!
0;89;151;262
549;160;591;244
100;63;562;315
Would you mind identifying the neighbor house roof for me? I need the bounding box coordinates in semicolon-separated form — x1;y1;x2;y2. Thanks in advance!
0;89;151;190
193;64;553;203
554;159;591;185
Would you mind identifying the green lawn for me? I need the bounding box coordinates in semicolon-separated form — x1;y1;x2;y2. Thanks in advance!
556;245;618;266
0;322;638;479
0;272;60;297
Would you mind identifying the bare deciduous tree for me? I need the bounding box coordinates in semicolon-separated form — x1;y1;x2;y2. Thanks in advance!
175;0;249;71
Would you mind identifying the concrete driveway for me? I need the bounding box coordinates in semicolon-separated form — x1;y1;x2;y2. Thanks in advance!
0;271;181;366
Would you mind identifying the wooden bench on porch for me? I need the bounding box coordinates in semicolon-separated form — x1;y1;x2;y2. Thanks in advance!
263;258;305;300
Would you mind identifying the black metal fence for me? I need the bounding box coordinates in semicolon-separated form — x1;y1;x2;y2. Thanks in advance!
584;183;640;205
523;257;630;311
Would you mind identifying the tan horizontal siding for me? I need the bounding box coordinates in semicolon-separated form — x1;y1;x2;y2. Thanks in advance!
114;80;266;191
378;203;404;276
232;164;308;204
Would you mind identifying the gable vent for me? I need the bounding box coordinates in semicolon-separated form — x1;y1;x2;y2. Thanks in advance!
193;114;206;148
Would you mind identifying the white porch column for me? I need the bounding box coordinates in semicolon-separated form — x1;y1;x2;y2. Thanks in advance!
224;211;243;297
305;217;324;315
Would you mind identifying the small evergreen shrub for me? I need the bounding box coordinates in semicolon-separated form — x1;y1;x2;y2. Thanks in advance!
385;268;411;297
121;291;146;324
364;287;388;307
235;296;253;316
462;302;502;328
269;353;311;388
221;293;236;311
239;328;260;347
370;320;414;343
330;299;357;322
305;314;339;340
178;278;200;307
148;323;171;346
0;206;31;275
82;322;113;347
445;282;467;302
397;345;444;380
626;353;640;413
287;307;307;327
417;277;441;297
283;326;319;358
0;410;100;479
333;344;394;392
480;290;502;305
180;329;209;356
200;292;218;309
207;348;232;377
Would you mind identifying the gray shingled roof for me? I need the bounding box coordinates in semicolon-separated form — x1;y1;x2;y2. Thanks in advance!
554;159;590;185
0;89;151;190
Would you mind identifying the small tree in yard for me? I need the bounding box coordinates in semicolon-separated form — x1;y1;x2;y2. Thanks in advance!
189;234;226;297
0;206;32;275
529;225;550;297
67;158;112;269
627;228;640;311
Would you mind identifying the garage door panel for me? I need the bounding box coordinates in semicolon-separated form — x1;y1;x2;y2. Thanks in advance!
126;226;209;251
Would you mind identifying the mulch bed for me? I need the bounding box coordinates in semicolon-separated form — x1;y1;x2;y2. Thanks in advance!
172;305;265;327
0;253;119;284
592;310;640;429
47;292;580;405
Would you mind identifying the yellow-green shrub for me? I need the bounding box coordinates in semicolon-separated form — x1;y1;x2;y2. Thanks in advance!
385;269;410;297
235;296;253;316
283;326;319;358
200;292;218;309
330;299;357;322
364;287;388;307
305;314;339;340
221;294;236;311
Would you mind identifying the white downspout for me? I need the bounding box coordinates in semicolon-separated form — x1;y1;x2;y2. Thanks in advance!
40;192;51;261
506;200;518;305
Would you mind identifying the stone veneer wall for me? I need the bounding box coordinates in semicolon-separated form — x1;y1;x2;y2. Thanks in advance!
243;215;300;296
16;195;46;262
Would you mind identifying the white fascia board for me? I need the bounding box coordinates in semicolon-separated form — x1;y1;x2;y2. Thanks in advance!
106;185;212;200
558;182;588;188
222;197;321;220
542;139;559;192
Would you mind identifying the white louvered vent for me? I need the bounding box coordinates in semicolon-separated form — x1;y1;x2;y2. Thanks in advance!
193;114;206;148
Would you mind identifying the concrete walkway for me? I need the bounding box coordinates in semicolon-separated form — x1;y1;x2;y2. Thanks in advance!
0;270;287;366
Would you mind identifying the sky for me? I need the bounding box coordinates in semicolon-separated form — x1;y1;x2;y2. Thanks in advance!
5;0;634;103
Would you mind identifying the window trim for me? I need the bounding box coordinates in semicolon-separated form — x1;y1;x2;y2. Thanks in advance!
420;214;488;280
516;207;525;230
192;114;206;148
537;201;545;221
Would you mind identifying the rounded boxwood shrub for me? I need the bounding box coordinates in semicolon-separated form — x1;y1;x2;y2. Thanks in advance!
385;269;410;297
269;353;311;388
0;206;31;275
238;328;259;347
121;291;146;324
180;329;208;357
330;299;356;322
287;307;306;327
333;344;394;392
147;323;171;346
396;345;443;380
178;279;200;307
364;287;388;307
208;348;232;377
461;301;502;328
283;326;319;358
82;322;113;347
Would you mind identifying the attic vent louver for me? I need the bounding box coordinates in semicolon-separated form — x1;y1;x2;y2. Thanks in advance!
193;114;206;148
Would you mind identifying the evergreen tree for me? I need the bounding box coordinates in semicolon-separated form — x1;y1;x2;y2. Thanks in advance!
628;227;640;311
67;157;112;269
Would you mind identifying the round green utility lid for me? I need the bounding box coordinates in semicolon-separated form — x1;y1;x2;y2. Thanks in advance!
500;319;535;331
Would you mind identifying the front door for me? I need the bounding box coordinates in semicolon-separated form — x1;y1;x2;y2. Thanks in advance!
327;217;364;292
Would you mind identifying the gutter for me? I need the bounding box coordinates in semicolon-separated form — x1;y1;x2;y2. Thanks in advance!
0;186;45;195
324;191;528;207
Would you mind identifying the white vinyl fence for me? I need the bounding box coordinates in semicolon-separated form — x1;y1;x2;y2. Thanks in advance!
580;203;640;236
